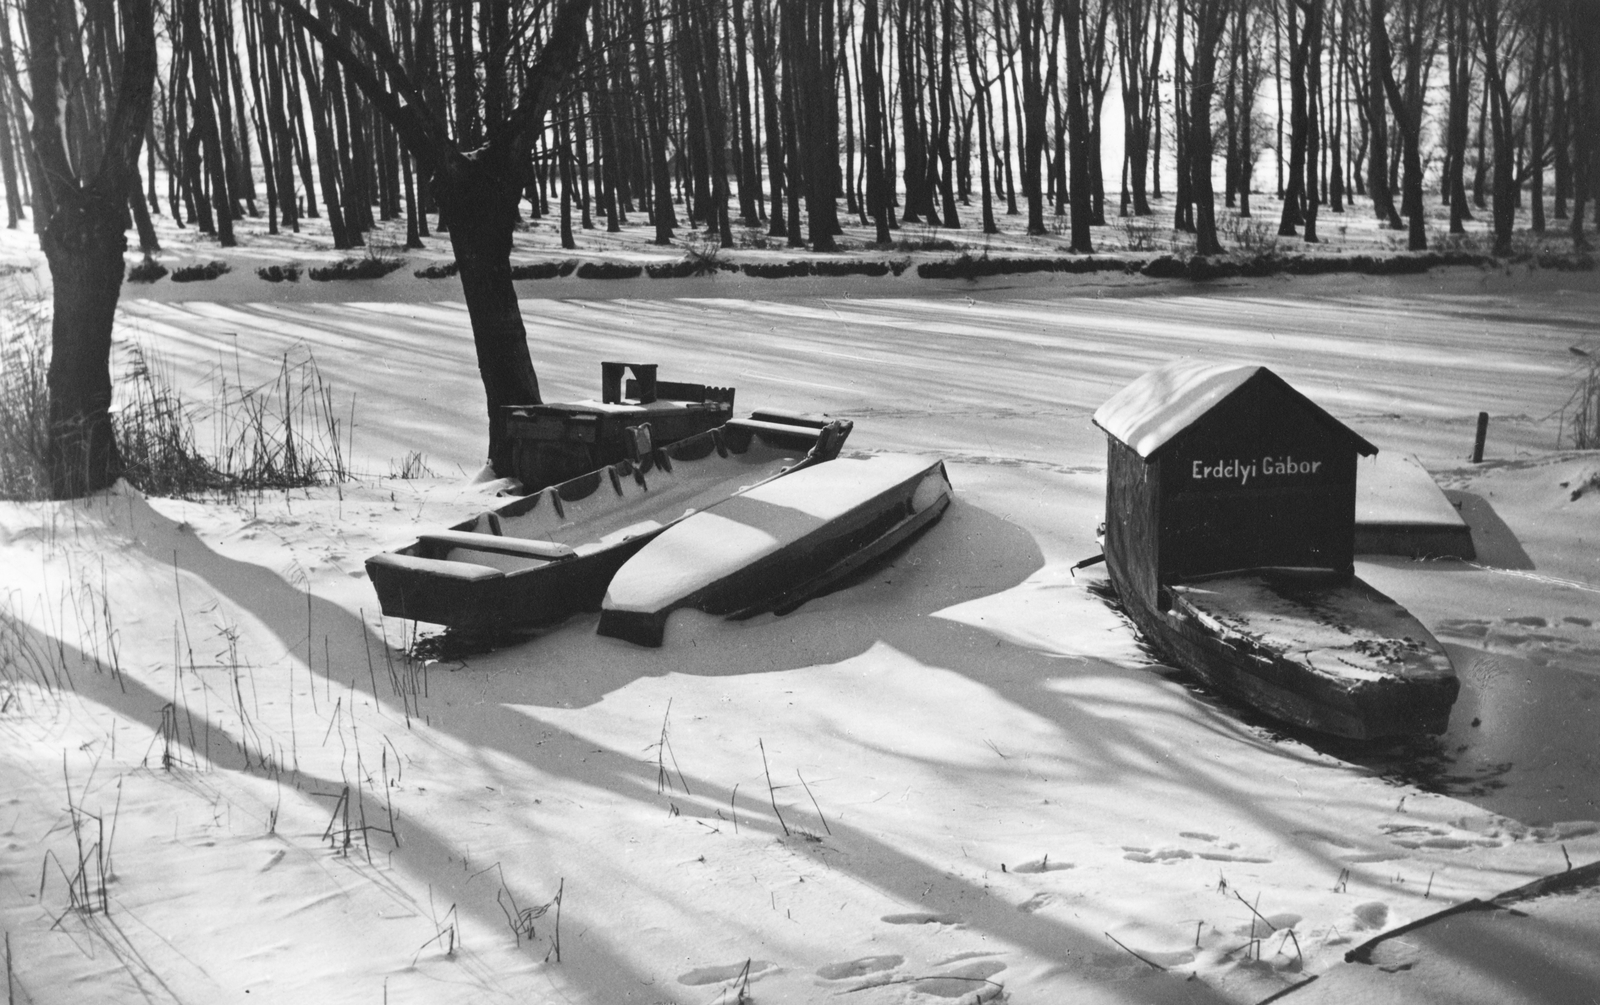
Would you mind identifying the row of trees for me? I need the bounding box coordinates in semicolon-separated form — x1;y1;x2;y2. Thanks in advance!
4;0;1598;496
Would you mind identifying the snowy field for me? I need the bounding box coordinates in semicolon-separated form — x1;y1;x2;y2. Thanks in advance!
2;258;1598;1003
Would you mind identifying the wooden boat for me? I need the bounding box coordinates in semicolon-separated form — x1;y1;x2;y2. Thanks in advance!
1105;564;1459;740
1093;359;1457;740
365;415;852;631
597;455;952;647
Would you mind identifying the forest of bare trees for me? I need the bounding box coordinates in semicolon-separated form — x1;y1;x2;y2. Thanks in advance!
3;0;1597;492
5;0;1597;261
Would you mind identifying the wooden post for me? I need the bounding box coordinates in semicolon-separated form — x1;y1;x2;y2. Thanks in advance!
1472;411;1489;462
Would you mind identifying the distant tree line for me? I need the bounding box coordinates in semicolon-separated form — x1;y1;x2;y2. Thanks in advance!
4;0;1598;265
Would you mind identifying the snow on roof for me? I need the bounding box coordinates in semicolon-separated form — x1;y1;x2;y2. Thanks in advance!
1093;358;1378;458
1092;358;1262;457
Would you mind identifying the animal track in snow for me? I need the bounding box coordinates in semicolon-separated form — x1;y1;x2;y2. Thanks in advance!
677;960;775;986
881;911;962;926
815;955;903;981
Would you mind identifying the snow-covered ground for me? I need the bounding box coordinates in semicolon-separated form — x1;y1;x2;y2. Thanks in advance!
2;240;1597;1003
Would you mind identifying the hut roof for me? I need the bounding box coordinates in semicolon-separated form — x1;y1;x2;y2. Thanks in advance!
1092;358;1378;459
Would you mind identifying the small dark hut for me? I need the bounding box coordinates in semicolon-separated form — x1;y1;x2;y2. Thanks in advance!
1093;359;1378;611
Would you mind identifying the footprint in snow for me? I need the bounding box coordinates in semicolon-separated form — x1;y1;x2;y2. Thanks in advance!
815;955;903;981
677;960;776;986
1122;846;1193;863
1017;892;1055;914
911;959;1006;1000
880;911;961;926
1350;901;1390;930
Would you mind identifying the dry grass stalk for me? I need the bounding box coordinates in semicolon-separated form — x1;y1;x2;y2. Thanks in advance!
652;699;689;795
1559;346;1600;449
796;770;831;836
758;739;789;837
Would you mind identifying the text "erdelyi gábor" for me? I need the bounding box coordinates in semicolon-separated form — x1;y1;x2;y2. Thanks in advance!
1190;456;1323;486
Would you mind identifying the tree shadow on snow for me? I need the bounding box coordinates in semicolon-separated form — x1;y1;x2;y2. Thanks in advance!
50;486;1572;1003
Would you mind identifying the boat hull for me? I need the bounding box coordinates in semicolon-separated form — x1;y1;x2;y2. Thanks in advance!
598;456;951;647
1105;555;1458;740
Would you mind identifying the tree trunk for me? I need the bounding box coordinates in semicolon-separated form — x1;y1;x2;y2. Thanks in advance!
1279;0;1306;235
1477;0;1514;256
41;196;127;497
1445;0;1472;231
1017;0;1048;235
1373;0;1425;250
897;0;929;223
863;0;893;242
1528;9;1547;234
1366;0;1402;226
1189;0;1226;255
294;24;349;245
1174;0;1192;232
1301;0;1322;243
437;160;541;474
184;0;236;244
635;0;675;242
963;0;996;233
1064;0;1092;251
752;0;787;235
935;0;961;227
731;0;762;225
25;0;157;497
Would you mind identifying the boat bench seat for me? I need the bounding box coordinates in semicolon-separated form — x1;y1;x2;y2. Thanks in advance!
724;418;823;440
367;552;504;581
419;530;577;561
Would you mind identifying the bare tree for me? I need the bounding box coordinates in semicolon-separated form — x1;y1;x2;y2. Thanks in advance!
22;0;157;497
271;0;592;475
1372;0;1437;250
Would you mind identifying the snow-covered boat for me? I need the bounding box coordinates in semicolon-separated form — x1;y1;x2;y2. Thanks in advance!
365;415;851;631
1113;567;1459;739
597;455;952;647
1093;359;1458;740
